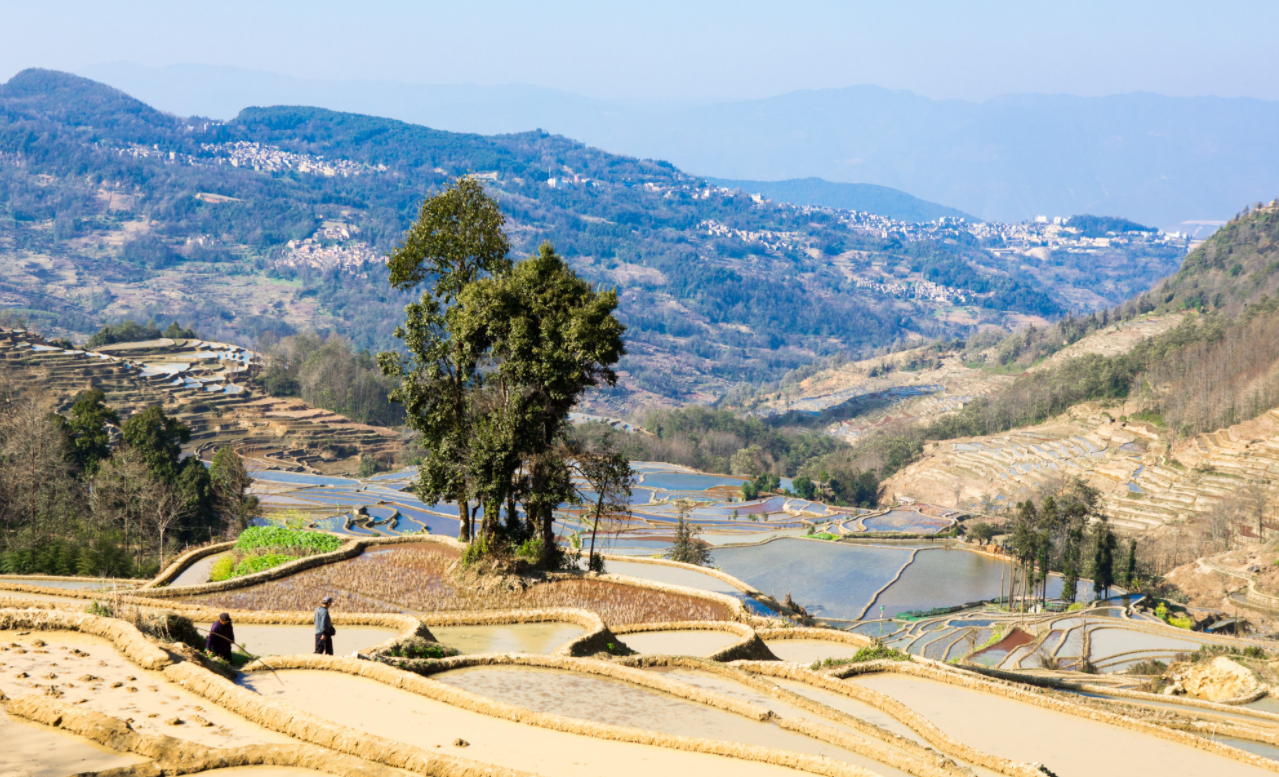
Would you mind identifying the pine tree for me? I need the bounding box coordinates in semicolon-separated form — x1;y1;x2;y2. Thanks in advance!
1091;521;1117;600
1124;538;1138;590
666;500;711;566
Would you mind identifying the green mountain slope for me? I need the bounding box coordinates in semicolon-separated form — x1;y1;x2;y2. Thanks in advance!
705;177;976;223
1153;202;1279;313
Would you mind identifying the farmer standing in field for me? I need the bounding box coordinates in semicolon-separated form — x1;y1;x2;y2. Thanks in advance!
315;596;336;654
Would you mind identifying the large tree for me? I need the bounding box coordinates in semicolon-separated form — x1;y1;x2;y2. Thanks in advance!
380;178;512;541
458;243;626;566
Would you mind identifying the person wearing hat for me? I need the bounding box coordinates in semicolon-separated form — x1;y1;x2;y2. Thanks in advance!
207;613;235;662
314;596;336;655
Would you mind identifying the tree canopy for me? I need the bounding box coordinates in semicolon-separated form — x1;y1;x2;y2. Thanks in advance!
381;179;629;567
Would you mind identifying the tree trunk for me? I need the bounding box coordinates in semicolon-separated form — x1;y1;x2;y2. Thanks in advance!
458;500;471;542
538;504;555;569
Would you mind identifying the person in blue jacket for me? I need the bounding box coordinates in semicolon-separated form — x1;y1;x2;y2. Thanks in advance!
314;596;336;654
206;613;235;662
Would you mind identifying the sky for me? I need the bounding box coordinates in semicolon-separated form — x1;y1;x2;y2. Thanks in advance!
5;0;1279;103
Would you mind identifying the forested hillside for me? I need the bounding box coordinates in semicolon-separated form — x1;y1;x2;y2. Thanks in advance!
0;69;1185;410
1153;200;1279;314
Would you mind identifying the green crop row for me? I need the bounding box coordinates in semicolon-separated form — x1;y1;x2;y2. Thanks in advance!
234;526;344;554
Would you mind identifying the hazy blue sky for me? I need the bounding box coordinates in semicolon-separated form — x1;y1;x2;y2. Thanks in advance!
5;0;1279;102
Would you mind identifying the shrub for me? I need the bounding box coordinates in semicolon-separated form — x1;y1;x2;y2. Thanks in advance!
1126;659;1168;675
967;522;996;544
515;537;544;563
810;643;910;670
587;552;606;573
209;555;237;582
381;636;459;660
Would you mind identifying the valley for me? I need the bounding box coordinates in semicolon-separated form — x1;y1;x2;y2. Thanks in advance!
3;40;1279;777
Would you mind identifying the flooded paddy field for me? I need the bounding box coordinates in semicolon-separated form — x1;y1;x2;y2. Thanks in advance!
850;673;1272;776
430;622;585;655
430;664;914;777
764;639;864;664
0;577;123;590
619;629;741;656
248;463;950;545
228;623;400;656
239;668;843;777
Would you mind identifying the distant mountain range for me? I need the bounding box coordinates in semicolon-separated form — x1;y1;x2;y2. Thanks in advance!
80;62;1279;229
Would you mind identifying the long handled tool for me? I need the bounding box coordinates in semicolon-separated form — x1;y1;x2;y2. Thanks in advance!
195;625;285;687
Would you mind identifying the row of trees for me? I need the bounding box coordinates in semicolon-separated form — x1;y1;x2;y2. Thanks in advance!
380;179;633;569
1002;480;1134;607
0;383;257;576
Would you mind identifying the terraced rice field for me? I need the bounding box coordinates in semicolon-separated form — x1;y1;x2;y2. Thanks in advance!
179;545;732;624
0;329;399;472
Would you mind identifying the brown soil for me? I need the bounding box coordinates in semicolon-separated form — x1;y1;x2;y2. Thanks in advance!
179;546;731;625
0;706;145;777
0;630;293;748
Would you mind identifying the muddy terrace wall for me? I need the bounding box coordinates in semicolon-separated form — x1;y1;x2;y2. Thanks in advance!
6;600;1275;777
144;541;236;589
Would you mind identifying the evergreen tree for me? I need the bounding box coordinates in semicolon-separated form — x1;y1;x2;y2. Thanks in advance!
461;243;625;566
666;500;711;566
1091;520;1117;599
1059;524;1084;604
1124;538;1138;590
380;178;513;542
120;405;212;538
64;389;119;476
121;405;189;483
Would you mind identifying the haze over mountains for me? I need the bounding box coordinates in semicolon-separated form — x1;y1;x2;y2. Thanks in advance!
81;61;1279;230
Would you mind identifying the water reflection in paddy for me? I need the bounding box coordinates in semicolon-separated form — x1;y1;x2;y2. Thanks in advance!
871;549;1089;618
433;665;913;777
230;624;398;656
715;540;1093;620
430;622;584;655
620;630;741;656
765;640;863;664
714;540;914;620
